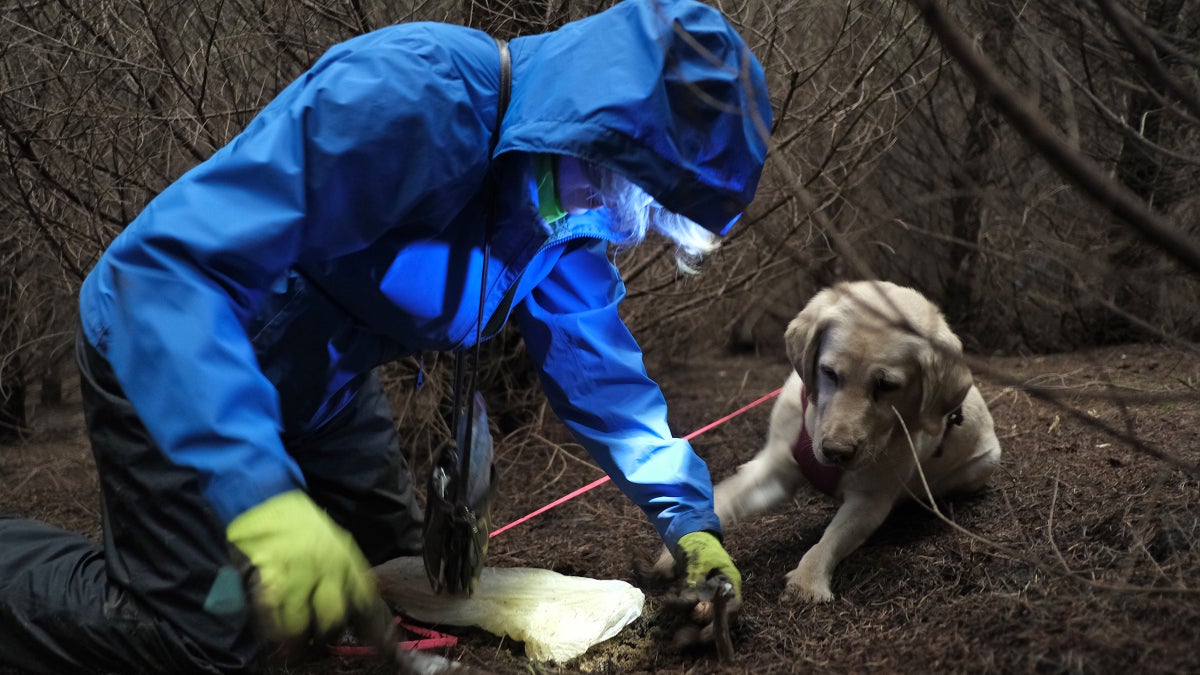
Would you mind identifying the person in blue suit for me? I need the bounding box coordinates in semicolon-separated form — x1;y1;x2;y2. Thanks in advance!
0;0;771;671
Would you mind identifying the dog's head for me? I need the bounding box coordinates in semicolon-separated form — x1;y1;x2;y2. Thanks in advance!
784;281;973;469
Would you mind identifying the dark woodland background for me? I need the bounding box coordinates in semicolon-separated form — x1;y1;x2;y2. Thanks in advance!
1;0;1198;445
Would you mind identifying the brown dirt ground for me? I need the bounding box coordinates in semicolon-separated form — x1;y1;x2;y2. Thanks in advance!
2;342;1198;674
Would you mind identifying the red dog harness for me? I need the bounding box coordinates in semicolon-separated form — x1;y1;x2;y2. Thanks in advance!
792;386;843;496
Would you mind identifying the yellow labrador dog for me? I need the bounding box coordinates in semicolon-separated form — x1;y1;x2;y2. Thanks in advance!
657;281;1001;603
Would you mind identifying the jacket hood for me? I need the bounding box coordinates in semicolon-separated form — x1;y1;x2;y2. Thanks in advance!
495;0;772;234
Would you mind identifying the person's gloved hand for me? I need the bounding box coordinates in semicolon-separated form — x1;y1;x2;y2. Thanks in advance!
225;489;390;645
669;531;742;657
676;531;742;600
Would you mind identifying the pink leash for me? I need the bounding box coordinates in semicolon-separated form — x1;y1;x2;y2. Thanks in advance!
330;617;458;658
491;386;782;538
334;386;782;657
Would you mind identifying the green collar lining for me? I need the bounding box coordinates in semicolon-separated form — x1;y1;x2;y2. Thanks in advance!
533;154;568;225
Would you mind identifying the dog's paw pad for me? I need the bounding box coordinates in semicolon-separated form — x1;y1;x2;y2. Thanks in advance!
781;579;834;604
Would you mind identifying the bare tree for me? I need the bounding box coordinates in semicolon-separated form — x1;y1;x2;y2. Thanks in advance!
1;0;1196;445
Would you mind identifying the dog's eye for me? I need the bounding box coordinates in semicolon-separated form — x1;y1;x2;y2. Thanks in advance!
820;365;839;385
874;378;900;399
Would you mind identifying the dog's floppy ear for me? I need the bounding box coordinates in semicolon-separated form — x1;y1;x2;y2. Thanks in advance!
918;318;973;421
784;286;843;404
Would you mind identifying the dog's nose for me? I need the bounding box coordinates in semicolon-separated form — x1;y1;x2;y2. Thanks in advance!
820;441;858;466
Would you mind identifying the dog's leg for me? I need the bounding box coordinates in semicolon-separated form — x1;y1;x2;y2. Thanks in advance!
712;373;809;526
650;446;802;577
924;387;1002;495
932;444;1000;495
651;376;808;579
783;490;895;603
713;448;805;525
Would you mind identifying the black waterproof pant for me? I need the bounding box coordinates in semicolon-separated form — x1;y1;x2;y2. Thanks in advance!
0;332;423;674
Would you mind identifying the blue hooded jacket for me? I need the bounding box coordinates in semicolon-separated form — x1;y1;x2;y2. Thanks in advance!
78;0;771;551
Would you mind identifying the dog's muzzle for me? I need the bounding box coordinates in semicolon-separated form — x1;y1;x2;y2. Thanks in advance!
817;440;860;466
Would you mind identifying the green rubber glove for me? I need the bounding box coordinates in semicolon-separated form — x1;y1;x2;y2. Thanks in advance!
226;489;380;641
675;531;742;602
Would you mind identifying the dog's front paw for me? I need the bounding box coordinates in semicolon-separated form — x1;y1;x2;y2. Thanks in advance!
781;567;834;604
651;548;675;579
633;547;677;585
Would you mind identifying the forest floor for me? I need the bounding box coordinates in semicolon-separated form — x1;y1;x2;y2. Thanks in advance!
2;342;1198;674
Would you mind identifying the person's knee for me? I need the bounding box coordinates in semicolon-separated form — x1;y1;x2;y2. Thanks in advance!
0;519;262;675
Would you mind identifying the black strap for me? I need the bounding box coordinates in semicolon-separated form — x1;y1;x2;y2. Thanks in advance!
494;39;512;141
450;38;511;510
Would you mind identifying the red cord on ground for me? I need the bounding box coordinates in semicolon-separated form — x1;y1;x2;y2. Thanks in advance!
329;618;458;657
491;387;781;538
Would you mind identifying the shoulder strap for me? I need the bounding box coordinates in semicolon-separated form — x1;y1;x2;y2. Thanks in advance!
491;38;511;157
451;37;512;508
